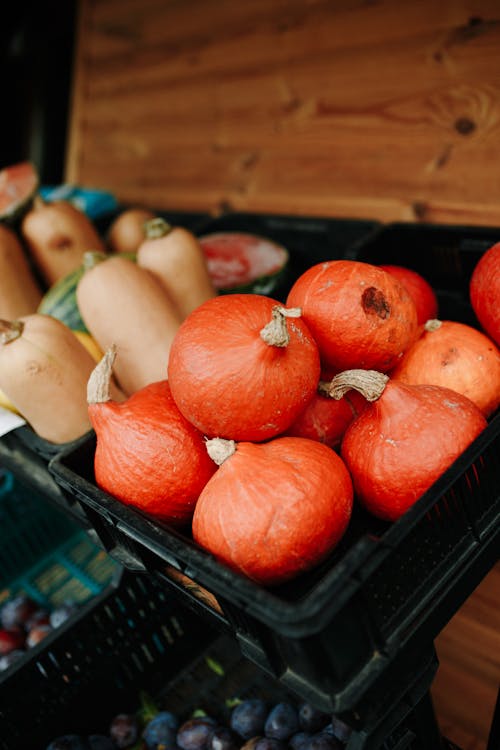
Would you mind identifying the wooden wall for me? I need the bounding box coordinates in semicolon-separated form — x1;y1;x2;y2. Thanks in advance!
67;0;500;226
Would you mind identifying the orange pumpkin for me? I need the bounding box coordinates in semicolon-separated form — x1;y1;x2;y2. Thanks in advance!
284;379;368;447
327;370;487;522
390;319;500;417
470;241;500;347
286;260;418;372
87;347;216;524
379;264;438;325
192;436;353;586
168;294;321;441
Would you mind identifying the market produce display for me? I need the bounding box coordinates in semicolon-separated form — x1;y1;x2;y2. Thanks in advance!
0;593;78;672
0;161;498;587
45;696;352;750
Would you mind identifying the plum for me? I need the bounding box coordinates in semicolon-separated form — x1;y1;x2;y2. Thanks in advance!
298;704;329;734
0;649;24;671
264;703;299;741
143;711;181;750
0;594;38;630
299;735;343;750
324;717;352;744
209;726;240;750
254;739;287;750
230;699;268;740
0;628;25;655
289;732;313;750
177;716;218;750
26;623;53;648
109;713;140;749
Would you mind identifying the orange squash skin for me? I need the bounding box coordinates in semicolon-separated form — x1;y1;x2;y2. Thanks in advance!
341;381;487;522
89;380;216;524
390;320;500;417
284;387;368;447
470;241;500;347
286;260;418;372
192;437;353;585
168;294;321;441
379;264;438;325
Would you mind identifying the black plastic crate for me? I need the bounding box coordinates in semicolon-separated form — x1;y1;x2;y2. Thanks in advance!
48;221;500;716
48;415;500;718
195;211;381;300
0;567;217;750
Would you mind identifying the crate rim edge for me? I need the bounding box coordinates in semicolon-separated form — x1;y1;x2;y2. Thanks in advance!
47;410;500;639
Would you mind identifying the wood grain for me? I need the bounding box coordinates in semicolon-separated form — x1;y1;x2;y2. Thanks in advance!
67;0;500;226
432;563;500;749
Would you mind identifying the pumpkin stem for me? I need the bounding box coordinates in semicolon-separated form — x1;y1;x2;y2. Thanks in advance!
33;194;46;210
0;319;24;345
260;306;302;348
87;345;117;404
424;318;442;332
324;369;389;402
144;217;172;239
205;437;236;465
82;250;108;271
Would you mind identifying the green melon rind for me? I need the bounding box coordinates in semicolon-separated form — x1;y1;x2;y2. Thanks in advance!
217;261;289;296
38;266;89;333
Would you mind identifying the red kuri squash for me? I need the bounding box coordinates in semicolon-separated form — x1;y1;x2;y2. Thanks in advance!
390;319;500;417
286;260;418;372
470;241;500;347
192;436;353;586
379;264;438;325
87;347;216;524
325;369;487;522
167;294;321;441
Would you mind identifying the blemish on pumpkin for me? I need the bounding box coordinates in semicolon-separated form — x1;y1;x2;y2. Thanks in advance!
51;234;73;250
25;360;41;375
362;287;390;319
454;117;476;135
441;346;459;366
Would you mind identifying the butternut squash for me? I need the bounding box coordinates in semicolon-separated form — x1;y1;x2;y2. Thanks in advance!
106;207;155;254
76;252;182;395
0;224;43;319
20;197;106;286
137;217;216;319
0;314;124;443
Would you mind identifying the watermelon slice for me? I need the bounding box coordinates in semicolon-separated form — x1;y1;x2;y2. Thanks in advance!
198;231;289;295
0;162;39;224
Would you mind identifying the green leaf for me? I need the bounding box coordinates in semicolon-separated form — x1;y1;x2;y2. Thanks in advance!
205;656;225;676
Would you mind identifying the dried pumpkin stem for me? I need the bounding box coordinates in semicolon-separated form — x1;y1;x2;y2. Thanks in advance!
87;344;117;404
83;250;108;271
424;318;442;332
144;217;172;239
260;306;302;348
0;319;24;345
205;437;236;466
324;369;389;402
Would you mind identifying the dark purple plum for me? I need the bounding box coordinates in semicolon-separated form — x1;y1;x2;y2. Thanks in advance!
289;732;313;750
46;736;90;750
325;717;352;744
209;726;240;750
240;737;262;750
298;704;330;734
143;711;181;750
0;628;25;655
264;703;299;741
177;716;218;750
50;602;79;629
0;649;24;671
26;623;53;648
230;699;268;740
109;713;140;749
0;594;38;630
